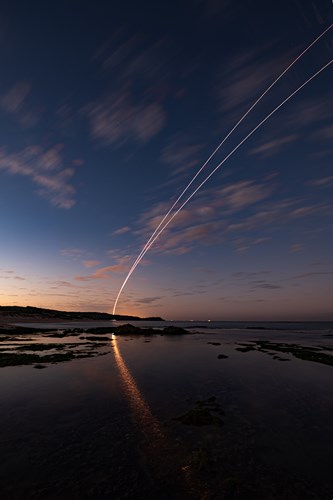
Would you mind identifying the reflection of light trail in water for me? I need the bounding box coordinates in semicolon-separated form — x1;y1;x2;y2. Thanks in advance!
113;57;333;315
112;334;163;440
111;335;209;497
112;24;333;315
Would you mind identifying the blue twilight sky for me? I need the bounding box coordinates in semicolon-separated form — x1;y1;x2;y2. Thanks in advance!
0;0;332;320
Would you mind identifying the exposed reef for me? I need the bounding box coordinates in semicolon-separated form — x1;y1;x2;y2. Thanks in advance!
235;340;333;366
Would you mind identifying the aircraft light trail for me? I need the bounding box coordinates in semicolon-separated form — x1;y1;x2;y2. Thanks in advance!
113;24;333;315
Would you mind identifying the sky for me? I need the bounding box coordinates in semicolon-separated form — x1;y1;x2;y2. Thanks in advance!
0;0;332;320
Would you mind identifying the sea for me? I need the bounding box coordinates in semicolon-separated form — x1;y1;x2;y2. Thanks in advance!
0;320;332;498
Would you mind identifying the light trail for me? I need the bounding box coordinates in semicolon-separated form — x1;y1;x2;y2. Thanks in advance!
113;24;333;315
113;26;333;315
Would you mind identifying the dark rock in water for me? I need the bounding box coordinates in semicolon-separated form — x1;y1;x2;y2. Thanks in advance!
236;346;256;352
84;336;111;342
175;408;221;426
217;354;228;359
207;342;221;346
85;327;114;334
246;326;268;330
173;396;224;427
0;351;75;367
253;340;333;366
272;355;290;361
163;326;189;335
34;364;47;369
113;324;156;335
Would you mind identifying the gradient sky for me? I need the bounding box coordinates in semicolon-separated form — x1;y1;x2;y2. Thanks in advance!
0;0;332;320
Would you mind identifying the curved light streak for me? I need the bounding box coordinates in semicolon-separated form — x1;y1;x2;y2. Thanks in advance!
113;26;333;315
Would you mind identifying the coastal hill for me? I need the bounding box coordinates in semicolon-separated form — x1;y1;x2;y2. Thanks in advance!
0;306;163;322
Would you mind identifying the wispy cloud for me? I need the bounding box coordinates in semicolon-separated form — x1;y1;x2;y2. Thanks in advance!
314;124;333;140
309;175;333;188
61;248;84;258
82;260;102;268
288;94;333;130
75;264;127;282
134;296;163;304
86;33;170;147
161;135;203;178
0;145;76;208
1;81;31;113
218;45;290;115
250;134;298;158
84;90;166;146
113;226;131;235
292;271;333;279
232;236;271;254
290;243;302;253
0;81;41;128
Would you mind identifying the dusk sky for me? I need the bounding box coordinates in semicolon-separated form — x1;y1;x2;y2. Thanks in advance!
0;0;332;320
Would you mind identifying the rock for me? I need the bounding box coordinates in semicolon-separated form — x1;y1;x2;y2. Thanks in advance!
173;397;224;427
163;326;189;335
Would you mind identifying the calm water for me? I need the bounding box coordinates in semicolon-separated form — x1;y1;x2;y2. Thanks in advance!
1;322;333;498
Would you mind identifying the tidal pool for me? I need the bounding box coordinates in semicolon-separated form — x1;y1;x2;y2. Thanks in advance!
0;325;332;499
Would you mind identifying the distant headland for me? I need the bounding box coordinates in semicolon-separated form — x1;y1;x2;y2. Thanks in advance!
0;306;164;323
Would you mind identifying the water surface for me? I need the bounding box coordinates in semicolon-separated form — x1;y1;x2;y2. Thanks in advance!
1;322;332;498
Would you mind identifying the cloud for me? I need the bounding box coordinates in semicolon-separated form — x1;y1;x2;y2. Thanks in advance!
218;46;290;114
288;95;333;130
86;34;170;147
113;226;131;235
50;280;79;288
217;180;272;211
252;283;281;290
250;134;298;158
232;270;271;279
61;248;84;258
0;268;26;281
138;178;273;236
82;260;102;268
292;271;333;279
0;81;41;128
134;296;163;304
289;205;332;218
1;81;31;113
84;90;166;147
314;124;333;141
310;175;333;188
232;236;270;254
290;244;302;253
0;145;76;208
161;135;203;177
75;264;127;281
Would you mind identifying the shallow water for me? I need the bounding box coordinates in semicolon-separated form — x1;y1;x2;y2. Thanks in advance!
1;324;333;499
